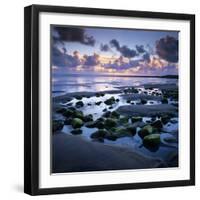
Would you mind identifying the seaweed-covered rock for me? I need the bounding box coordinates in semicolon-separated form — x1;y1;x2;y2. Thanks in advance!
151;120;163;130
143;134;160;147
138;125;154;138
111;111;120;119
62;108;74;118
94;119;105;129
126;126;137;136
131;116;142;123
71;129;82;135
71;118;84;129
104;96;115;105
90;129;108;139
53;120;64;132
119;116;129;124
104;118;117;129
73;110;84;119
75;101;84;108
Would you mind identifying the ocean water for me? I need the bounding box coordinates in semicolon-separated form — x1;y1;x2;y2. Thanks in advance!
52;73;178;96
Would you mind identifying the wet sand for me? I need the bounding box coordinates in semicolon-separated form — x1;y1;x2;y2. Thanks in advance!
52;133;164;173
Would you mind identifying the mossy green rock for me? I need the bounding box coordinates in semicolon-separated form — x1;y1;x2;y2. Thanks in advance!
73;110;84;119
71;118;84;128
111;111;120;119
71;129;82;135
126;126;137;136
90;129;108;139
53;120;64;132
104;118;117;129
119;116;129;124
138;125;154;138
131;116;142;123
62;108;74;117
143;134;160;147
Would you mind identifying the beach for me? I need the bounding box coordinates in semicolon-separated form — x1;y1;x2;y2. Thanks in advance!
52;74;179;173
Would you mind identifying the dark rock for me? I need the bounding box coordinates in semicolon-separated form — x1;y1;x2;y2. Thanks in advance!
71;129;82;135
126;100;131;103
85;121;96;128
116;99;120;102
108;106;113;109
84;114;93;122
161;98;168;104
102;111;111;118
103;108;107;112
95;101;102;105
161;115;170;124
64;118;72;125
141;99;147;104
75;101;84;108
126;126;137;136
53;120;64;132
75;95;82;100
119;116;129;124
104;97;115;105
151;120;163;130
62;108;74;118
56;108;67;114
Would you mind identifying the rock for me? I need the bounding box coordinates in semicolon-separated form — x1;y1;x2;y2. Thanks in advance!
161;98;168;104
75;101;84;108
119;116;129;124
84;114;93;122
71;118;84;129
138;125;154;138
94;120;105;129
87;103;92;106
71;129;82;135
108;106;113;109
161;115;170;124
64;118;72;125
104;133;117;141
90;129;108;139
116;99;120;102
141;99;147;104
104;118;117;129
75;95;82;100
95;101;102;105
95;93;101;97
126;100;131;103
110;111;120;119
56;108;67;114
73;110;84;119
143;134;160;147
85;121;96;128
53;120;64;132
103;108;107;112
131;116;142;123
104;96;115;105
151;120;163;130
163;136;177;143
62;108;74;118
102;111;111;118
132;121;146;128
126;126;137;136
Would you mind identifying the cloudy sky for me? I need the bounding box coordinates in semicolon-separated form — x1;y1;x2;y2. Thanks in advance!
51;25;178;76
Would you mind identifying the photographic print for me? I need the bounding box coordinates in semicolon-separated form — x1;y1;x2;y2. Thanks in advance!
51;25;179;173
24;5;195;195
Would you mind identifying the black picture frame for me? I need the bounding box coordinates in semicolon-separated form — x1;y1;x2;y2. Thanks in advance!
24;4;195;195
